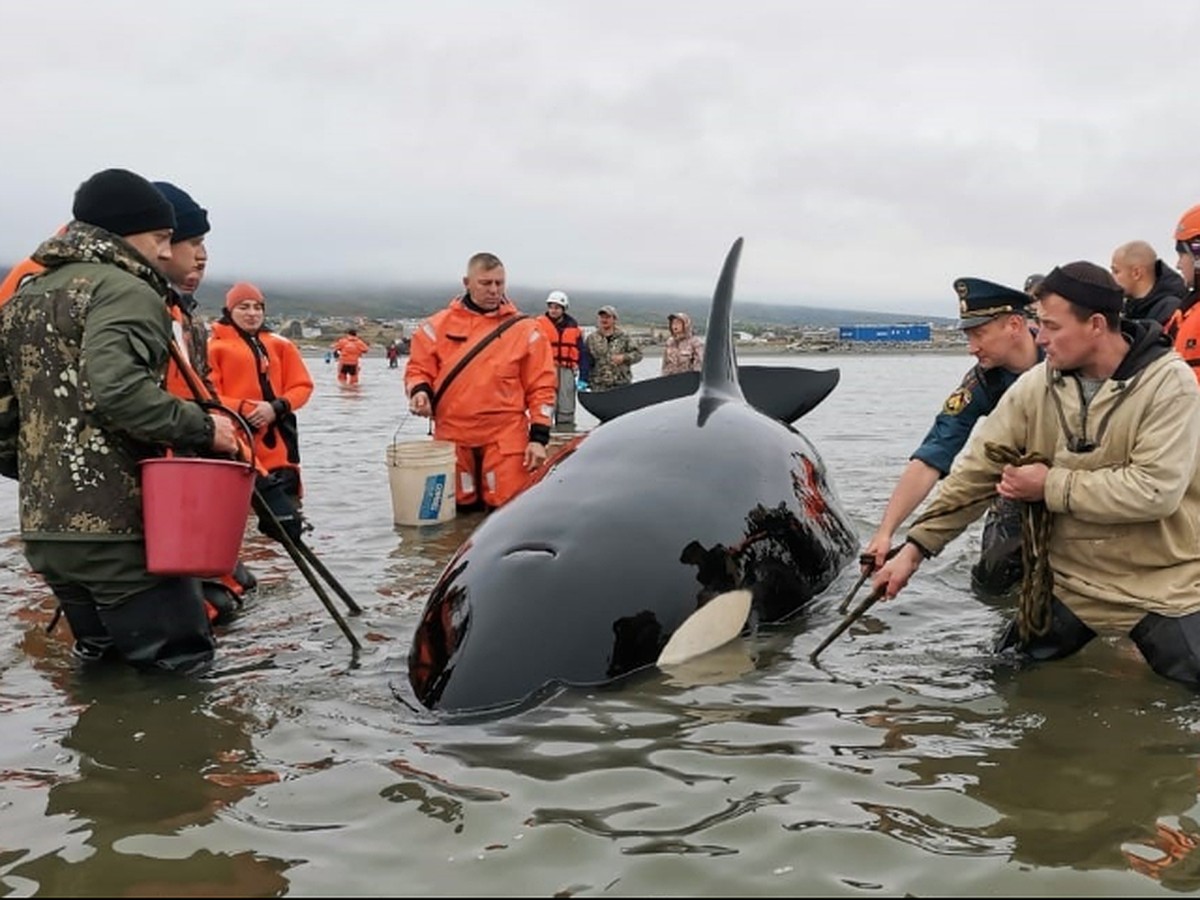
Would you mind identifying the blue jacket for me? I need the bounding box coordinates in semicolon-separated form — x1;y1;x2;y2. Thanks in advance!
912;348;1043;475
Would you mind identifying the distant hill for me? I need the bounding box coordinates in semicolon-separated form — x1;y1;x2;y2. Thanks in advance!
0;264;953;328
192;280;955;329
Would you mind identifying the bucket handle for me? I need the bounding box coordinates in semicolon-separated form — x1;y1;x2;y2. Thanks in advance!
194;401;258;471
392;413;433;449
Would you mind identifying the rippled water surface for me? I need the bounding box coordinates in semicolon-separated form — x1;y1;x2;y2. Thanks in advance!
3;351;1200;897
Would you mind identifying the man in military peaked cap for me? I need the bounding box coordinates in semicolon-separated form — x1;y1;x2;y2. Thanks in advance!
956;277;1033;328
875;260;1200;689
862;276;1041;594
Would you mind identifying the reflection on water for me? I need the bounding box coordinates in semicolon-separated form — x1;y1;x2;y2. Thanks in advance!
6;670;292;896
1;353;1200;895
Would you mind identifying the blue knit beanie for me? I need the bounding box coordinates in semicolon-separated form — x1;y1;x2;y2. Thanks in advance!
152;181;210;243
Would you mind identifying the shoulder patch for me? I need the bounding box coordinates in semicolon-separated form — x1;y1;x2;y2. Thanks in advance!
942;386;971;416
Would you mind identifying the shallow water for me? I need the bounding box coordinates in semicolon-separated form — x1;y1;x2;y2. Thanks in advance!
2;351;1200;897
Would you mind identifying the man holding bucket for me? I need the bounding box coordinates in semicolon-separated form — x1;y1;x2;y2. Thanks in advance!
405;252;556;511
152;179;260;624
0;168;237;674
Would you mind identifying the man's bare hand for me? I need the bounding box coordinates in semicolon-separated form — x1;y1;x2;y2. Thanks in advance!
997;462;1048;502
244;400;276;430
409;392;431;417
861;530;895;574
525;441;548;472
209;414;237;455
871;542;924;600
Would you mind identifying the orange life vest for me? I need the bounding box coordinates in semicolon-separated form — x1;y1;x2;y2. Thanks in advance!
535;314;582;369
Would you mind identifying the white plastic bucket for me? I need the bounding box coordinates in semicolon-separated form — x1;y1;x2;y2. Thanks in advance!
387;439;456;526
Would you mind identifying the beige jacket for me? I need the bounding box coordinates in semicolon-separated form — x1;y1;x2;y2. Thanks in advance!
907;348;1200;631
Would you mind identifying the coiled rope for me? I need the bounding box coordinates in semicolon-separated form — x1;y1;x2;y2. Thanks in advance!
983;442;1055;642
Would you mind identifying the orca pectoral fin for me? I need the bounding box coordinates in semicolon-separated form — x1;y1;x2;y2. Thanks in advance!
578;371;700;421
577;366;839;424
740;366;839;423
656;589;753;667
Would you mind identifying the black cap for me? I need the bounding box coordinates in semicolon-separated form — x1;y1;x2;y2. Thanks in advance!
1036;263;1123;314
953;277;1030;329
72;168;176;237
152;181;210;243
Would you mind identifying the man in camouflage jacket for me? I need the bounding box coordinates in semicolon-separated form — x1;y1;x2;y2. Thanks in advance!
585;305;643;391
0;168;236;673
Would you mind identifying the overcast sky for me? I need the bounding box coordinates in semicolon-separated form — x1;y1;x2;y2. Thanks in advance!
2;1;1196;316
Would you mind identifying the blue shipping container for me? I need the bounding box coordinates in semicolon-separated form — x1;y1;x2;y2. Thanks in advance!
838;323;932;342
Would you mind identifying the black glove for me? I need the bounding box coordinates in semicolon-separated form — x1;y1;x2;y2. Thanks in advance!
255;469;307;545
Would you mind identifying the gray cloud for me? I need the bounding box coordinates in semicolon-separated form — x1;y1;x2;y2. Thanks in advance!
2;0;1196;316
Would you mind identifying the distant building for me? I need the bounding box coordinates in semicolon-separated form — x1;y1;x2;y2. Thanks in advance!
838;323;932;343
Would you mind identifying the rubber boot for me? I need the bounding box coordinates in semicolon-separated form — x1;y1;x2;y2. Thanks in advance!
1130;611;1200;687
53;587;117;664
97;577;216;675
201;560;258;625
994;595;1096;662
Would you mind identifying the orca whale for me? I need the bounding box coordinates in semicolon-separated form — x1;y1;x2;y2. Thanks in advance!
407;239;858;716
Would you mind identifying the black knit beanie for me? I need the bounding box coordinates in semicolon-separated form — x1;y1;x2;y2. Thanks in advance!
152;181;210;243
72;168;176;237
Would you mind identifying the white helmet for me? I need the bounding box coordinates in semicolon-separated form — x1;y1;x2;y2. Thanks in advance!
546;290;569;309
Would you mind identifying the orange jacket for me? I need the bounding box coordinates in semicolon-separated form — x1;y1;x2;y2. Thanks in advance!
405;297;556;451
208;321;314;472
0;257;45;306
331;334;369;365
164;298;217;402
1168;299;1200;384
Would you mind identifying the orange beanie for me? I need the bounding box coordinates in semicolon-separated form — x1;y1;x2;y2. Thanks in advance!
225;281;265;310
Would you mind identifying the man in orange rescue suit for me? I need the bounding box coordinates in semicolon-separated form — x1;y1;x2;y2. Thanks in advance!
331;329;370;385
1167;203;1200;382
405;252;556;511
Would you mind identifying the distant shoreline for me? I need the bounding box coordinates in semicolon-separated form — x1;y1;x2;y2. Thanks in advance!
297;340;970;358
733;342;968;357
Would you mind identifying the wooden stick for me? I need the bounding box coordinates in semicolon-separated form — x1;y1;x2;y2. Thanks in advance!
295;539;362;615
810;586;886;664
835;568;871;615
838;545;901;613
252;491;362;652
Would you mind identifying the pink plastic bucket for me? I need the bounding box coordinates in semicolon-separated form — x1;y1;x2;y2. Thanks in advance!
140;457;255;577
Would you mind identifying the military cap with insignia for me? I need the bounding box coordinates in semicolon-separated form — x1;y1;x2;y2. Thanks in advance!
953;277;1031;329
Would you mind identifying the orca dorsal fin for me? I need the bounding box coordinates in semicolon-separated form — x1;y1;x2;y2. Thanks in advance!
698;238;747;415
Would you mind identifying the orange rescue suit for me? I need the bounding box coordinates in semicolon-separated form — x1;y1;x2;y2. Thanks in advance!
0;257;45;306
207;321;314;475
160;296;259;618
405;297;556;508
1168;298;1200;385
331;334;370;365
